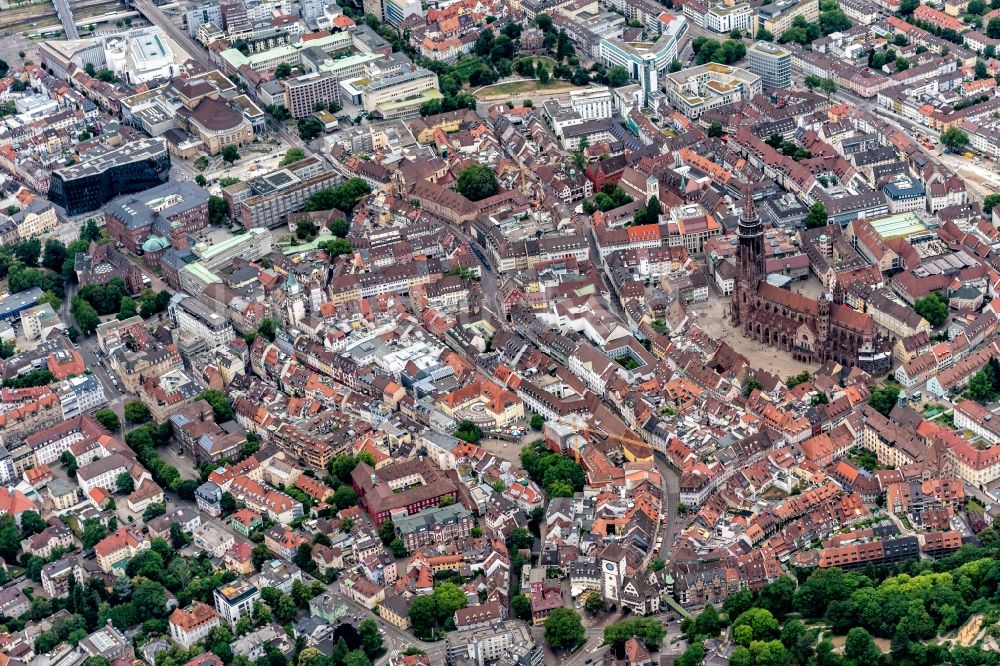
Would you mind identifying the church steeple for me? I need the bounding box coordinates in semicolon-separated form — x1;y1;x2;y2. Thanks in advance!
731;181;766;327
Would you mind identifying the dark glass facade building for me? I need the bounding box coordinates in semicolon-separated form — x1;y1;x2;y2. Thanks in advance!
48;138;171;216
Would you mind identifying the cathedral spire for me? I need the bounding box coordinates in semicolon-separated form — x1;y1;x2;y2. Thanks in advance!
740;181;758;225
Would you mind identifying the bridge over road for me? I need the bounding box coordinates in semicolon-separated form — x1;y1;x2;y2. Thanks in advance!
53;0;80;39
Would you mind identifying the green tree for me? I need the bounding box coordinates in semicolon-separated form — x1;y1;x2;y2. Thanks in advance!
730;646;752;666
606;65;629;86
221;145;240;164
81;517;108;549
389;538;407;558
94;409;120;432
941;126;970;152
733;608;779;642
983;193;1000;214
969;366;995;401
456;165;499;202
19;510;46;536
143;502;166;522
408;595;438;639
42;239;66;273
304;178;372;213
296;219;318;241
61;450;78;476
707;122;724;137
124;401;150;424
989;16;1000;37
118;296;137;321
693;604;721;638
677;642;705;666
195;390;235;422
208;195;228;225
378;518;396;545
280;148;306;167
115;473;134;495
358;619;383;658
804;201;828;229
584;594;603;616
275;63;292;78
298;117;325;141
133;580;167;617
758;575;796;618
506;527;534;552
913;292;948;326
544;608;585;650
511;594;531;621
844;627;879;664
333;486;357;510
454;419;482;443
344;651;371;666
868;381;901;417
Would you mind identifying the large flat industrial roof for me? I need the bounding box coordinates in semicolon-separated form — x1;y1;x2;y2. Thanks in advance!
867;212;929;239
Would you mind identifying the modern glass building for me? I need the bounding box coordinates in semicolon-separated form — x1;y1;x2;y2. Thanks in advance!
598;15;688;106
48;138;171;216
748;41;792;89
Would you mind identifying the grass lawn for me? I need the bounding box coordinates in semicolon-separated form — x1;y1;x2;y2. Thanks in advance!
474;79;578;99
530;55;558;69
451;56;489;82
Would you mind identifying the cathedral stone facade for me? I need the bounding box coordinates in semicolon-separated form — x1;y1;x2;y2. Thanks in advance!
731;186;892;375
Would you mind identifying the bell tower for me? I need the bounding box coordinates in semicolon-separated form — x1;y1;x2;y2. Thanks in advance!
731;182;766;327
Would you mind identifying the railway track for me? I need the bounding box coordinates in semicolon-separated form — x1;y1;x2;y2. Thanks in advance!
0;1;57;30
73;0;127;19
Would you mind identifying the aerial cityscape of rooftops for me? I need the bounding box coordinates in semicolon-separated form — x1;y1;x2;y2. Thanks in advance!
0;0;999;663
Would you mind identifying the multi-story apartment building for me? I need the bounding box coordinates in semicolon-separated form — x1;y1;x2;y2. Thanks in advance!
282;72;341;118
4;393;65;473
214;579;261;627
41;555;85;598
94;527;150;574
169;602;221;649
56;375;108;420
76;454;132;495
664;63;763;119
705;3;757;34
169;294;235;353
759;0;819;35
569;87;613;119
186;3;223;37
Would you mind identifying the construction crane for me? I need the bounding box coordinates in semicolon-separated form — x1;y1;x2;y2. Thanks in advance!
566;424;659;462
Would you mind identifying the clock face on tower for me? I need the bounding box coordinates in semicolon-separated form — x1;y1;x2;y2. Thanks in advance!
605;562;616;572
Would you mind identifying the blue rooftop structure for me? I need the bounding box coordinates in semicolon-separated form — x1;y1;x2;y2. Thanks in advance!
0;288;44;320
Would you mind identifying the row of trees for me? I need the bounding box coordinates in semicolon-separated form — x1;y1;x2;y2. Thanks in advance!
679;540;1000;666
691;37;747;65
779;10;852;46
304;178;373;214
966;357;1000;403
